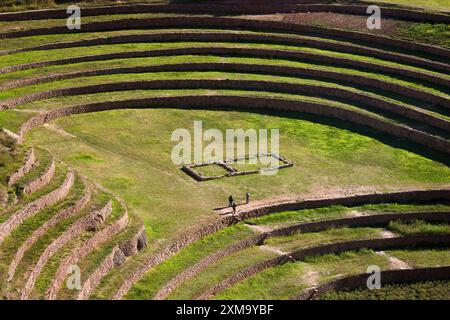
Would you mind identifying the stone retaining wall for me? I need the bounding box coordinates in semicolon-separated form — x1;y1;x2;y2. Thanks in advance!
0;171;74;245
199;234;450;299
0;4;448;23
2;32;447;77
154;210;450;300
239;187;450;220
1;17;448;60
17;95;450;156
119;224;147;257
270;211;450;237
77;223;146;300
295;266;450;300
154;234;267;300
1;47;447;90
2;62;448;111
8;180;91;282
22;159;55;195
5;79;450;133
19;200;112;300
113;188;450;299
76;246;122;300
46;204;128;300
8;148;36;187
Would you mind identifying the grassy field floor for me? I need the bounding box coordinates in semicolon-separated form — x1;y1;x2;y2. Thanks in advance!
24;108;450;247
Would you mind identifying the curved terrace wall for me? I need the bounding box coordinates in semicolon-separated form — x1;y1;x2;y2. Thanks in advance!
1;62;448;112
0;171;74;245
19;200;112;300
17;95;450;156
46;205;128;300
2;32;448;77
198;234;450;299
2;47;447;90
0;18;448;60
77;224;146;300
0;4;448;23
7;148;36;187
154;210;450;300
4;79;450;135
7;180;91;282
114;188;450;299
295;266;450;300
22;159;55;195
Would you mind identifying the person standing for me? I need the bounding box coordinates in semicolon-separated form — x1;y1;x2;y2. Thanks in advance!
228;195;234;207
232;201;237;216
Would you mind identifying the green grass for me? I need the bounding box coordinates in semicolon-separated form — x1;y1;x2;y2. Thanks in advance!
0;110;37;134
396;23;450;48
29;191;113;299
124;224;255;300
215;249;391;300
322;280;450;300
265;227;385;253
385;248;450;267
194;164;229;177
1;41;448;81
387;220;450;235
12;147;52;196
247;203;450;227
168;246;277;300
25;108;450;247
366;0;450;12
0;130;25;185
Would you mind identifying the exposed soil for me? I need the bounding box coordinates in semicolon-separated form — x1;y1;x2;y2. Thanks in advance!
259;245;288;256
379;230;399;239
377;251;412;270
283;12;403;36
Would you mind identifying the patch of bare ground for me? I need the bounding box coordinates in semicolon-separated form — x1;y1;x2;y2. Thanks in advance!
283;12;404;36
236;14;285;22
302;270;319;288
43;123;76;138
245;224;274;233
346;210;370;218
379;229;399;238
376;251;412;270
217;184;450;216
259;245;288;256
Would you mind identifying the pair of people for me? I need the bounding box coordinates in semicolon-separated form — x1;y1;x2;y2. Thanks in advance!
228;192;250;215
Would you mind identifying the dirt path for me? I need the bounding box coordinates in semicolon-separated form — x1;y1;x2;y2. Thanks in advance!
301;270;319;288
43;123;76;138
259;245;288;256
245;224;274;233
376;251;412;270
216;185;450;217
379;230;399;239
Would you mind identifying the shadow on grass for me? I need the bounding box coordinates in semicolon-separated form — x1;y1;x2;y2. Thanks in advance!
174;105;450;168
